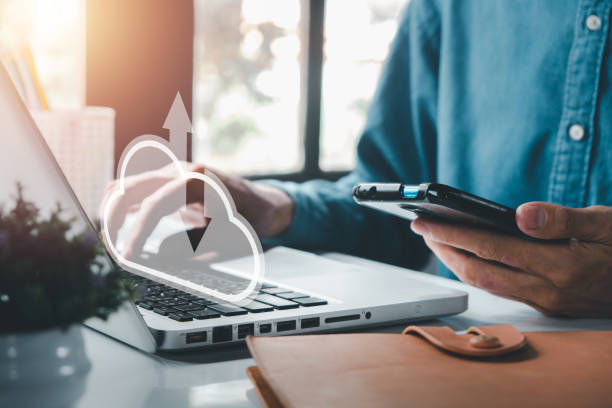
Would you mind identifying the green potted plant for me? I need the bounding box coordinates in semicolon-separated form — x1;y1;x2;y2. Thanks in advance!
0;183;131;396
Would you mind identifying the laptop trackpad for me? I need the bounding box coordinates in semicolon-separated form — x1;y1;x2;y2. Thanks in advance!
213;247;456;304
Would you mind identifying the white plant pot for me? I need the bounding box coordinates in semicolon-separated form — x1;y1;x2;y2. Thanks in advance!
0;324;91;406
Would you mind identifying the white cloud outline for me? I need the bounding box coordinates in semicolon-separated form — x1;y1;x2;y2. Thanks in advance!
101;138;264;303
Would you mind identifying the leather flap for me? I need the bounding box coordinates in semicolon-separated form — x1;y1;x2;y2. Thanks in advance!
246;330;612;408
402;324;527;357
246;366;284;408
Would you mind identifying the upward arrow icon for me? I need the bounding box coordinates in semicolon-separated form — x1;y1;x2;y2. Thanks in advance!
163;92;191;162
162;92;207;253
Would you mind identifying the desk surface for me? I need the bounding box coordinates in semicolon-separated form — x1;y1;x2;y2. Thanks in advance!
7;253;612;408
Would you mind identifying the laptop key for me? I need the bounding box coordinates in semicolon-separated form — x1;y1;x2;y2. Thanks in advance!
261;283;277;289
255;294;299;310
208;304;248;316
142;295;164;302
276;291;309;300
178;295;202;303
168;312;193;322
153;306;176;316
191;298;216;306
174;304;206;312
188;309;221;320
176;295;191;301
137;301;156;310
294;297;328;307
242;300;274;313
262;287;291;295
159;299;188;307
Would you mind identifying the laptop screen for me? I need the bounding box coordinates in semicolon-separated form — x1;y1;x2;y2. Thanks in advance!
0;65;130;331
0;66;105;255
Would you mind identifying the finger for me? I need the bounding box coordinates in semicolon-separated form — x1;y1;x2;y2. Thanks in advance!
180;203;210;228
103;170;168;244
516;202;612;243
122;177;194;258
411;217;570;277
424;238;564;313
103;163;206;244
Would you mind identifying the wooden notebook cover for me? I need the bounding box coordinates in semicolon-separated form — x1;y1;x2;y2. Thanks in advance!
246;331;612;408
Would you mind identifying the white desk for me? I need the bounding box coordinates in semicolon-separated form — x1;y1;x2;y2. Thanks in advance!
10;253;612;407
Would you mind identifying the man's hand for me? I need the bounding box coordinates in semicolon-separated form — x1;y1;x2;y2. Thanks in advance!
410;202;612;317
100;162;294;257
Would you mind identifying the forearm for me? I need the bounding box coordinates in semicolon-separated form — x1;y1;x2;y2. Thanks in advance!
258;175;430;270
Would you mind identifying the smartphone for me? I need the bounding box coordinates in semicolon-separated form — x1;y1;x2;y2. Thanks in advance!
353;182;526;238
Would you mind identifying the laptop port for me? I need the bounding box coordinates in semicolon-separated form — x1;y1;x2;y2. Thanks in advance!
259;323;272;334
325;314;360;324
276;320;296;332
212;325;233;343
300;317;320;329
186;331;207;344
238;324;255;339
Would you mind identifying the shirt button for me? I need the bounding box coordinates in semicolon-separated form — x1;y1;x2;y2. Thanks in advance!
586;15;602;31
569;124;585;141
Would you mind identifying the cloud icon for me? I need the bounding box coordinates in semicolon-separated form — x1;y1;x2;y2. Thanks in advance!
101;137;264;304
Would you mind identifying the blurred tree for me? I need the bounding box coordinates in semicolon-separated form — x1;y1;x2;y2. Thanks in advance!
195;0;293;155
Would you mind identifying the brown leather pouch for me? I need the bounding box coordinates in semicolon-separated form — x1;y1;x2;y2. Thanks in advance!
246;325;612;408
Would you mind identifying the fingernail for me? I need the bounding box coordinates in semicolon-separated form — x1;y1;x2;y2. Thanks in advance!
411;220;429;236
518;205;546;230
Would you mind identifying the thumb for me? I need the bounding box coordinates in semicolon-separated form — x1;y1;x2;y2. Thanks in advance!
516;202;612;242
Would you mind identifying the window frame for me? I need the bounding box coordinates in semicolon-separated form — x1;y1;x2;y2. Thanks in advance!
247;0;349;182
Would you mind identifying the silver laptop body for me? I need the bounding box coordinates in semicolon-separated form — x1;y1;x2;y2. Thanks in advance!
0;65;467;352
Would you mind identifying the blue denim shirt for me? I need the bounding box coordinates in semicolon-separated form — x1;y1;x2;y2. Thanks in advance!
264;0;612;278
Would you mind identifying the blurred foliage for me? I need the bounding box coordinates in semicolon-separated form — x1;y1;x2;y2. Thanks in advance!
196;0;289;154
210;116;258;154
0;183;132;333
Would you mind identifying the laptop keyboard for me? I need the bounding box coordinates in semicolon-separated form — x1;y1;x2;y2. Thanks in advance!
126;275;328;323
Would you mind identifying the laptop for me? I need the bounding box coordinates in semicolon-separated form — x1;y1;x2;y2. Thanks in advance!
0;64;467;352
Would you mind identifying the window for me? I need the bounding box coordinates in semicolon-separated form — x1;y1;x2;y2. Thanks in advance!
193;0;405;179
321;0;403;171
193;0;303;175
3;0;405;179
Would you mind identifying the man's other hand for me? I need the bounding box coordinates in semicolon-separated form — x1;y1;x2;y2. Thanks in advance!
410;202;612;317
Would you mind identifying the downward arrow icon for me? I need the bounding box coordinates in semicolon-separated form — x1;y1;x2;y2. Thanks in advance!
163;92;207;253
185;218;211;252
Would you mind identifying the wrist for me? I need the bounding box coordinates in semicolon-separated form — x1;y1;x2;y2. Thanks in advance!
248;181;294;238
